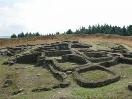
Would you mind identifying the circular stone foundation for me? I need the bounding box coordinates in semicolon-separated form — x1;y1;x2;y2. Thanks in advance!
73;65;120;88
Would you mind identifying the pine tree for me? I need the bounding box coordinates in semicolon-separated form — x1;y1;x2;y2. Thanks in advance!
127;25;132;36
18;32;25;38
122;26;127;36
66;29;73;34
11;34;17;38
35;32;40;36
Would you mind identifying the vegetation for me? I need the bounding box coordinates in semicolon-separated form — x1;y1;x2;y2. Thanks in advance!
68;24;132;36
11;34;17;38
65;29;73;34
72;64;132;99
57;62;78;70
0;40;132;99
0;57;60;99
11;32;41;38
11;24;132;38
80;70;113;81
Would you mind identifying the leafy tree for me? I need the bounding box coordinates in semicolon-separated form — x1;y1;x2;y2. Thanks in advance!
11;34;17;38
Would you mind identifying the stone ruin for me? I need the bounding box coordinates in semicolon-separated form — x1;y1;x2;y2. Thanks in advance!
1;41;132;92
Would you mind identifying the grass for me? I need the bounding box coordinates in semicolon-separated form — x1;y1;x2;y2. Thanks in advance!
0;57;20;98
9;64;60;90
1;34;132;48
80;70;113;81
72;80;132;99
12;63;131;99
0;57;60;99
72;64;132;99
0;56;9;83
0;37;132;99
57;62;78;70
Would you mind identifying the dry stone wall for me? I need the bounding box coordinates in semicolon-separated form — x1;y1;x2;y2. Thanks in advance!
1;41;132;89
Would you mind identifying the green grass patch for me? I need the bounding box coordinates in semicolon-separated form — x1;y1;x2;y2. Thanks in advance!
0;43;132;99
80;70;113;81
58;62;78;70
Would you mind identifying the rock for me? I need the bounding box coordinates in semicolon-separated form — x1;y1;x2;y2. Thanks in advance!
32;87;52;92
121;75;126;78
128;82;132;84
59;97;66;99
52;84;60;89
8;61;15;65
62;73;67;79
128;84;132;91
36;74;41;76
59;81;70;88
3;79;13;88
3;60;15;65
66;71;72;74
12;88;24;95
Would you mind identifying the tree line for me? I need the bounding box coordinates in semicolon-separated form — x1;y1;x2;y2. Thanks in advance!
11;24;132;38
65;24;132;36
11;32;41;38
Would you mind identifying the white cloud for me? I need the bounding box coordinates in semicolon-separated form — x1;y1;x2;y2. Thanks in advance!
0;0;132;36
0;0;28;36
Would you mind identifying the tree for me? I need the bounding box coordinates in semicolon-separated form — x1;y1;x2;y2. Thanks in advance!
25;32;29;37
56;32;60;35
66;29;73;34
73;24;132;36
35;32;40;36
122;26;127;36
18;32;25;38
11;34;17;38
127;25;132;36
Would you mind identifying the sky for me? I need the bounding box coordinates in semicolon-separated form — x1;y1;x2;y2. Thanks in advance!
0;0;132;36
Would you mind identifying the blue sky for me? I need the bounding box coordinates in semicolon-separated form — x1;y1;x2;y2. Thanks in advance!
0;0;132;36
